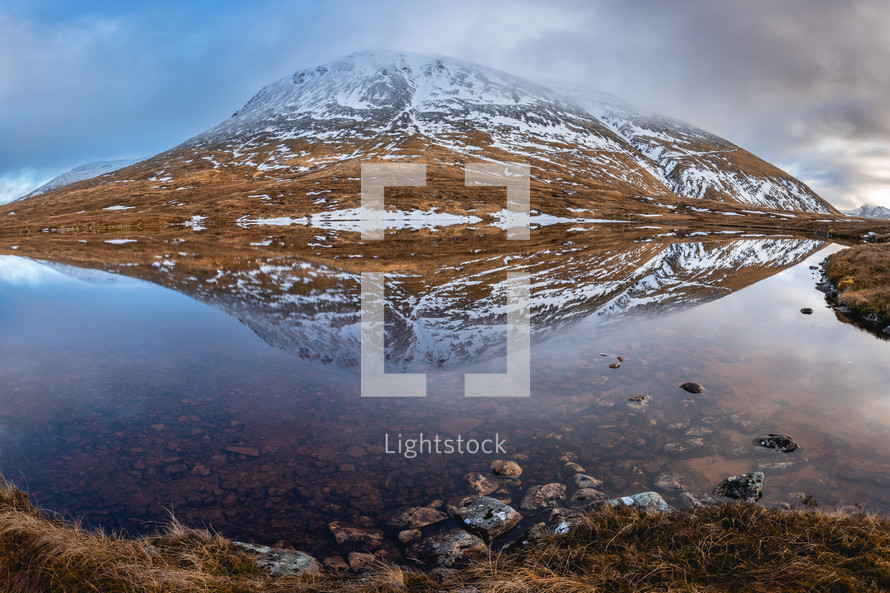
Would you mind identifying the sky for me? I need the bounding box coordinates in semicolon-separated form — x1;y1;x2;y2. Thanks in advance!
2;0;890;209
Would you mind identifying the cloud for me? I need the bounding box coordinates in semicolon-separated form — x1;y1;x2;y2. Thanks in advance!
1;0;889;207
0;170;51;204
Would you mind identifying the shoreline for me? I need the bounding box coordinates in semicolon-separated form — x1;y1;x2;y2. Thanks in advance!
821;243;890;331
2;473;890;592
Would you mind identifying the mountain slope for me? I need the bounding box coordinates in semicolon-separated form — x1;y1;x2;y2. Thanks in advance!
554;85;834;213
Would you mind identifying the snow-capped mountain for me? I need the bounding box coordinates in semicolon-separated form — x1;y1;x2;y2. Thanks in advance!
843;204;890;219
2;50;838;226
23;159;138;198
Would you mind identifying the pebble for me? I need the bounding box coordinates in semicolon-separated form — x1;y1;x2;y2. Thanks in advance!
800;308;814;315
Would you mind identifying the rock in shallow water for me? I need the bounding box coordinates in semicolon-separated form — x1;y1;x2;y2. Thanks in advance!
655;472;688;491
573;474;603;490
449;495;522;540
713;472;764;502
521;483;567;511
490;459;522;477
389;506;448;529
327;521;384;549
680;382;706;394
754;434;799;452
233;542;321;576
410;529;487;567
801;307;814;315
607;491;671;512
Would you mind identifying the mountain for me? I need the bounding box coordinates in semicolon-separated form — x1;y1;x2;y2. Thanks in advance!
0;51;843;236
843;204;890;219
22;159;139;199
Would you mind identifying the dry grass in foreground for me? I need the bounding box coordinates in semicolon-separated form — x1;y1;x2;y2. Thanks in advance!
2;475;890;592
824;244;890;323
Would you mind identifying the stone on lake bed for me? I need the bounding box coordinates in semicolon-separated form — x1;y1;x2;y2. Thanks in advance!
563;461;586;473
327;521;384;548
713;472;764;502
225;446;260;457
754;434;799;452
521;483;567;511
449;495;522;540
680;382;706;394
464;472;509;495
490;459;522;477
389;506;448;528
573;474;603;490
398;529;421;544
655;472;688;491
569;488;606;506
409;529;487;567
801;307;814;314
347;551;377;572
609;362;621;368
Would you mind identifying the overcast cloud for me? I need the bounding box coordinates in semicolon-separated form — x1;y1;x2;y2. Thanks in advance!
2;0;889;209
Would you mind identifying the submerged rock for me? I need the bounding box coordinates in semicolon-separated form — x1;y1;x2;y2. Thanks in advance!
754;434;799;453
347;551;377;572
327;521;384;549
398;529;422;544
801;307;814;315
563;461;586;474
655;472;688;491
569;487;606;506
410;529;487;567
606;491;671;513
680;382;706;394
713;472;764;502
680;492;730;509
490;459;522;477
573;474;603;490
233;542;321;576
521;483;567;511
389;506;448;529
449;495;522;540
464;472;504;496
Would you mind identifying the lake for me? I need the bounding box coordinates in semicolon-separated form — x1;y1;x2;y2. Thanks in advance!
0;232;888;559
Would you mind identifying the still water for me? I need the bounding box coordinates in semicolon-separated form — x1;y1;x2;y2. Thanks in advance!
0;237;888;559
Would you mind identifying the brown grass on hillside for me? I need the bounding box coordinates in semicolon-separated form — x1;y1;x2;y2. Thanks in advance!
824;244;890;322
4;473;890;592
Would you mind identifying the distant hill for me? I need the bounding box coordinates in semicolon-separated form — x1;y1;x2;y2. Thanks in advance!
23;159;139;198
843;204;890;219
